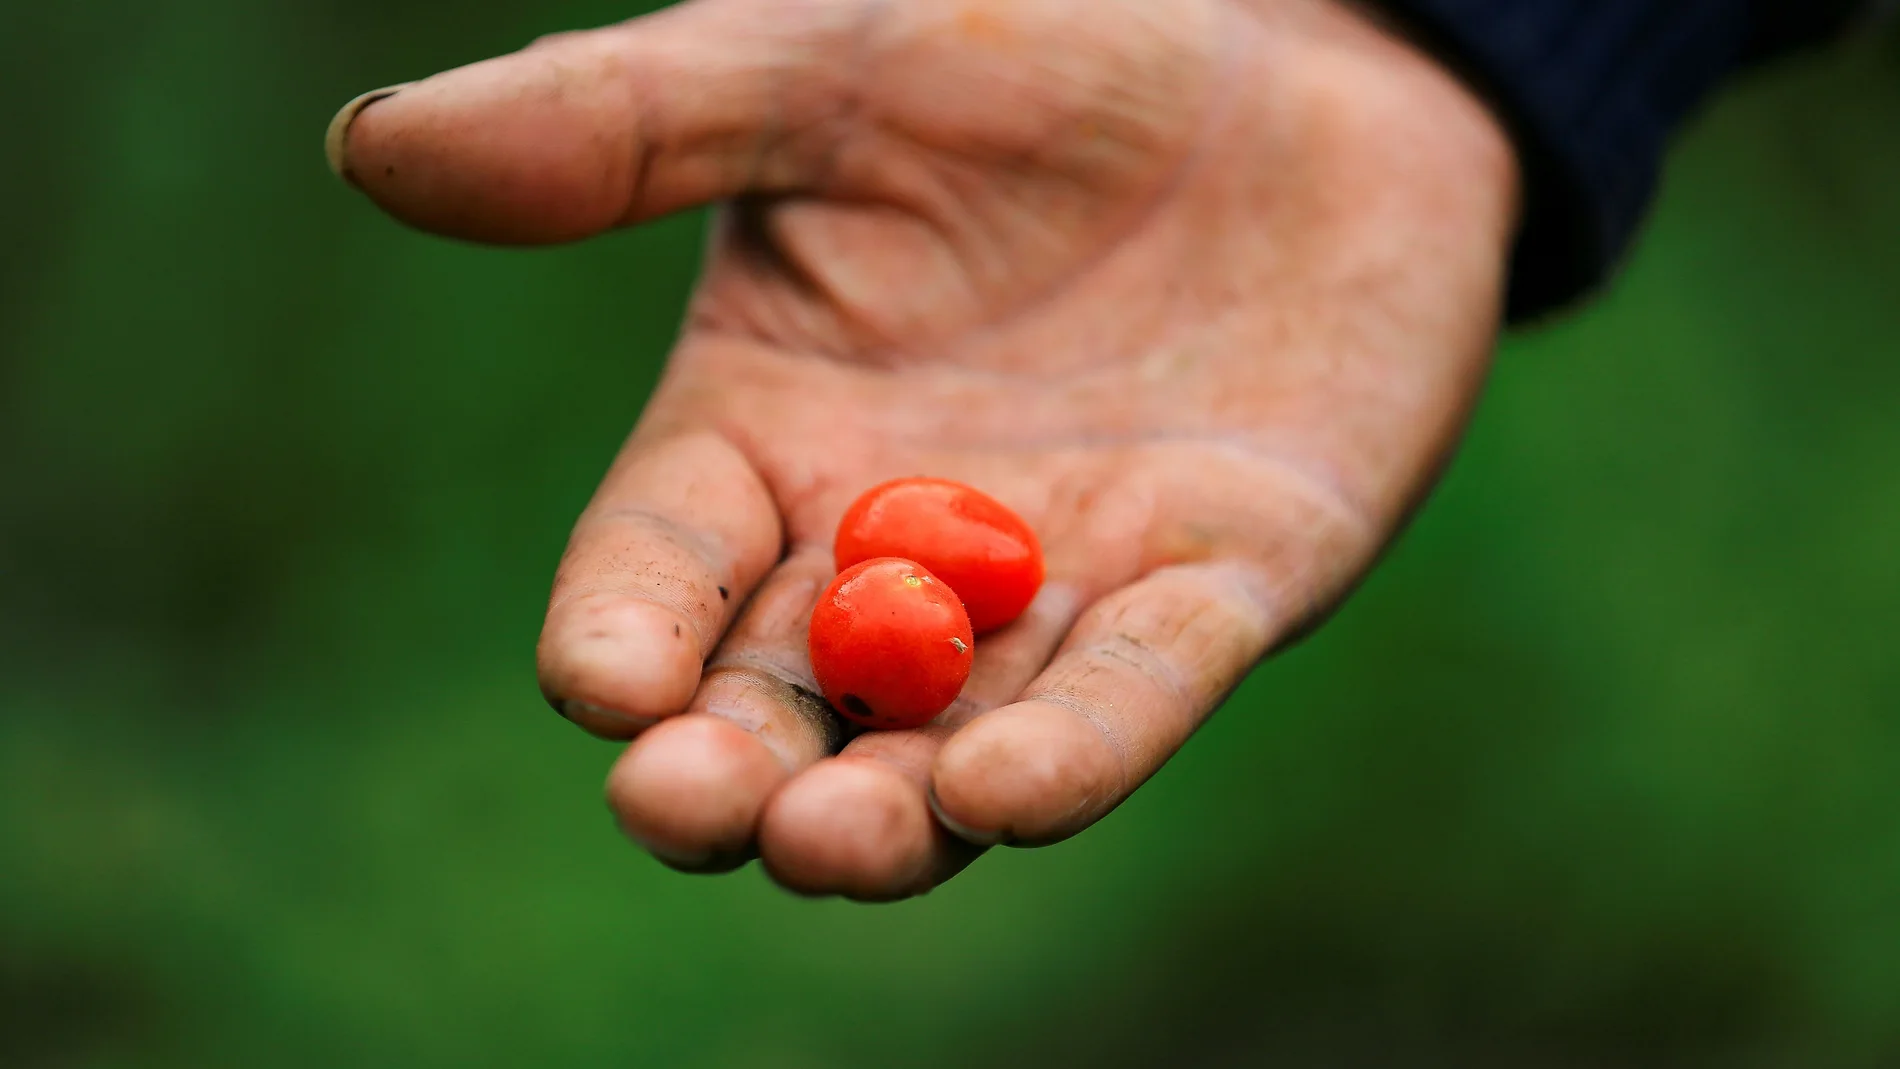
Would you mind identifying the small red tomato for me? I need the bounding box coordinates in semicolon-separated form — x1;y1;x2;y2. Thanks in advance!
808;557;974;730
834;477;1044;634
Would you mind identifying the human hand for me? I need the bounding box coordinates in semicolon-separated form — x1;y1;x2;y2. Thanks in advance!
327;0;1516;899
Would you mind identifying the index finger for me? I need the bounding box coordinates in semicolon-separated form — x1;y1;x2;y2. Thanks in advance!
538;431;782;737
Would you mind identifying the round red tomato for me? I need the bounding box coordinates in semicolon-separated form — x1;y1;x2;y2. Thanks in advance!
834;477;1043;634
808;557;974;730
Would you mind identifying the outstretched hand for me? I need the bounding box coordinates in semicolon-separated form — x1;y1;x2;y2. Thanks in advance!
328;0;1516;899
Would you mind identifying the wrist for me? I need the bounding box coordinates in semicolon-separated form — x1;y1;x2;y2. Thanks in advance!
1235;0;1522;265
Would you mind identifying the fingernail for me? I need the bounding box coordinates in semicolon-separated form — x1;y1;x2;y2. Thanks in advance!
927;788;1006;847
616;822;754;873
325;83;412;183
628;831;714;871
560;699;660;737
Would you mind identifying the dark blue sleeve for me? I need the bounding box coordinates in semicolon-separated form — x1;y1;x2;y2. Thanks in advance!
1363;0;1868;322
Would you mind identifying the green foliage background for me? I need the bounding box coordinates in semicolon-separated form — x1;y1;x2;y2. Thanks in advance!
2;2;1897;1065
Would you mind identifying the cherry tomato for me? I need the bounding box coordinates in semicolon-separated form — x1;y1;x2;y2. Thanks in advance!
808;557;974;730
834;477;1044;634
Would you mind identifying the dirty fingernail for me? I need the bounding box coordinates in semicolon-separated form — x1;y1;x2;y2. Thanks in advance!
627;830;713;870
927;788;1007;847
618;822;755;873
560;699;660;739
325;83;412;183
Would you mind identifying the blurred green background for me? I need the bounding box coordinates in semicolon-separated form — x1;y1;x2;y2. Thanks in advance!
3;2;1898;1066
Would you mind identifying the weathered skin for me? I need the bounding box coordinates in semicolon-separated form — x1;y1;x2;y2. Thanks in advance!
329;0;1518;900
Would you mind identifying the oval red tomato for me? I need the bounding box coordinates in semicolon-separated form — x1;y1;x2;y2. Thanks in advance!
808;557;975;730
834;477;1043;634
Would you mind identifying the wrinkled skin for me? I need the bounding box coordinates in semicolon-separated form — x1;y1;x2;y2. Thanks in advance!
329;0;1517;900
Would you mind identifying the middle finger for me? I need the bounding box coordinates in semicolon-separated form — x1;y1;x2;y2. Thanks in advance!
755;581;1082;899
606;546;846;871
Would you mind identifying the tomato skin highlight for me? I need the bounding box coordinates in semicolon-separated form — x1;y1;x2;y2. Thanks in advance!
808;557;975;731
834;477;1044;634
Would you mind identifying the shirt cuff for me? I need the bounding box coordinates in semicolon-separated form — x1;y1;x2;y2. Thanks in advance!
1362;0;1759;322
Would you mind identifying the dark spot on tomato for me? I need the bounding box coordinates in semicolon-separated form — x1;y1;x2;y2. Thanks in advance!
840;694;873;721
385;164;395;177
718;586;730;601
673;623;681;637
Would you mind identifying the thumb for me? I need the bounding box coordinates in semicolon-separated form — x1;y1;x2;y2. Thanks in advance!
324;0;857;244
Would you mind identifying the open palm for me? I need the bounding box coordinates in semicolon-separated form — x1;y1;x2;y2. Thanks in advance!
330;0;1517;899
